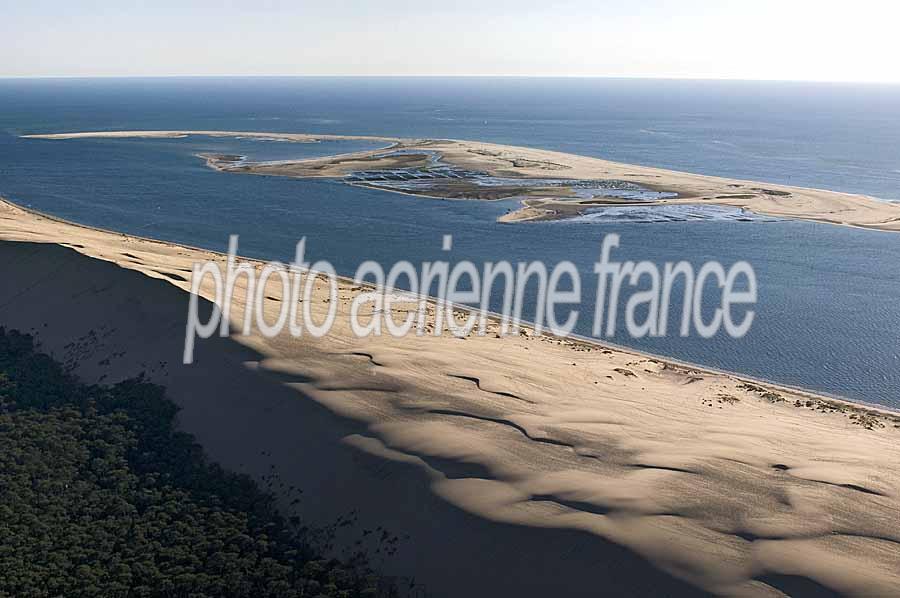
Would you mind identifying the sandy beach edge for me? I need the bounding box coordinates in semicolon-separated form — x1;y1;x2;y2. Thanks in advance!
2;195;896;420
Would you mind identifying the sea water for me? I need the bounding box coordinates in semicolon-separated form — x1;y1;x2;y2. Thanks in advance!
0;77;898;407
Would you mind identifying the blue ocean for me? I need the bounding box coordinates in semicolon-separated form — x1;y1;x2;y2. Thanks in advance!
1;77;899;407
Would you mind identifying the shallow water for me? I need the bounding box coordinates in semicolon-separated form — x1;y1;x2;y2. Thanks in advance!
1;78;899;407
347;149;675;201
569;204;780;223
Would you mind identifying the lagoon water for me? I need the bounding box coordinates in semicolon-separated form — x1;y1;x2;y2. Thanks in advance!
0;77;899;407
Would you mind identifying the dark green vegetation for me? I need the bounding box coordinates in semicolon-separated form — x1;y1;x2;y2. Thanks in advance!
0;328;392;598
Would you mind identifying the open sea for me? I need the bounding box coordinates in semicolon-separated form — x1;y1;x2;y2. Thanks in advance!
1;77;899;407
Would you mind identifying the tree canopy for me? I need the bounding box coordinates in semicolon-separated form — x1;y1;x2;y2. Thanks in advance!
0;328;393;598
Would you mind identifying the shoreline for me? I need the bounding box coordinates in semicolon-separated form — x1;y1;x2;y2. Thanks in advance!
3;195;896;419
3;195;900;595
23;129;900;231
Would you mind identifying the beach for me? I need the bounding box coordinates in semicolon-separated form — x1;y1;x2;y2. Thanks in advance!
2;196;899;596
24;130;900;232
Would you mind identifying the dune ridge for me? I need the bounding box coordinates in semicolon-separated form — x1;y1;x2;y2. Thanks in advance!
2;197;900;596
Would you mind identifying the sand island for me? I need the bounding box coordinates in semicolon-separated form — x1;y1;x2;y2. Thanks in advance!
24;130;900;231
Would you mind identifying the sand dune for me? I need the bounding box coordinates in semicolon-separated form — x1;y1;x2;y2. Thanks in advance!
23;130;900;231
2;197;900;596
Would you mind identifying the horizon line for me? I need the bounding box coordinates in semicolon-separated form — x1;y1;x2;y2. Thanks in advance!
1;74;899;85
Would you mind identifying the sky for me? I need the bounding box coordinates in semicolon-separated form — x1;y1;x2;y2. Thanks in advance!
3;0;899;82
